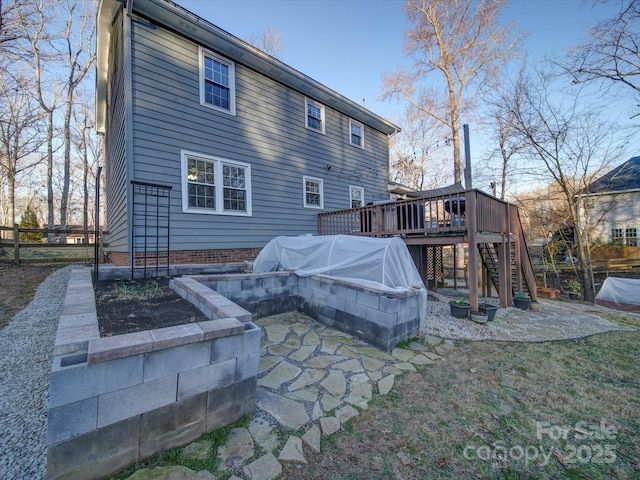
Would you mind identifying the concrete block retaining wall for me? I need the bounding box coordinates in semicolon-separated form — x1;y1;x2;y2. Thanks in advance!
189;272;422;352
48;268;260;480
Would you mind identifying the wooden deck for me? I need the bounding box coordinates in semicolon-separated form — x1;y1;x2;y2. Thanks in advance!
318;189;538;310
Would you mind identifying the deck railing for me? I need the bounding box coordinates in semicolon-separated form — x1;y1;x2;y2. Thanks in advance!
318;189;511;237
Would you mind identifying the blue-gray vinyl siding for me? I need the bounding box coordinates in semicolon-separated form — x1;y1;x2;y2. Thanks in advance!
105;8;129;252
128;17;390;251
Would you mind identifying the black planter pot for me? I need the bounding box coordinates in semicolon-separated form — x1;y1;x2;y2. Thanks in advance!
513;297;531;310
449;302;470;319
479;303;498;321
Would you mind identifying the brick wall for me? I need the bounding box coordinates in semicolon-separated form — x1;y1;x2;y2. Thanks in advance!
107;248;262;266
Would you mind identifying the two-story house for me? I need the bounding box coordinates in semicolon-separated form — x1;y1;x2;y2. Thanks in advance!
577;155;640;247
97;0;399;267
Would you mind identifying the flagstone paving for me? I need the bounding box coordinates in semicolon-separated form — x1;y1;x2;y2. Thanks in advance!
134;311;453;480
125;312;454;480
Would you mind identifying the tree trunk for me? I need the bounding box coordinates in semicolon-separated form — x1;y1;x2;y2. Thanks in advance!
46;110;55;243
60;90;72;244
82;124;89;245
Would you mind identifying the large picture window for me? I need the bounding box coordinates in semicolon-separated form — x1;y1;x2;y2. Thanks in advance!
182;151;251;215
200;48;236;115
303;176;324;209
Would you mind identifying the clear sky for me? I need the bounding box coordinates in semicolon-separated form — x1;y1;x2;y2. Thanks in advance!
177;0;636;174
178;0;619;116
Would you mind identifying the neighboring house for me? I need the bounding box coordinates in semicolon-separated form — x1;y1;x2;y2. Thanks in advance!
58;225;97;244
96;0;399;266
577;156;640;247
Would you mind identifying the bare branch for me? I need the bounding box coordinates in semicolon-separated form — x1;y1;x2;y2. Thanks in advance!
381;0;523;183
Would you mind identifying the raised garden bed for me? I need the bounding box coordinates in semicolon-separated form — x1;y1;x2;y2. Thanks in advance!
95;278;209;336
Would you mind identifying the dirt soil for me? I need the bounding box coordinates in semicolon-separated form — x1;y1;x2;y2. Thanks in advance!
95;277;209;337
0;263;61;330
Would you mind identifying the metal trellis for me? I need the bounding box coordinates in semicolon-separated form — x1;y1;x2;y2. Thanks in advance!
131;181;172;279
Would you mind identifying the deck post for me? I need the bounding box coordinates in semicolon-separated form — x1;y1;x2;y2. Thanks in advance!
375;205;383;238
453;245;458;289
498;238;510;307
509;206;524;292
13;223;20;265
467;191;479;312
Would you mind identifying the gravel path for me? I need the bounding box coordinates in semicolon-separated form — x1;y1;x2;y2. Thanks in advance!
0;266;72;480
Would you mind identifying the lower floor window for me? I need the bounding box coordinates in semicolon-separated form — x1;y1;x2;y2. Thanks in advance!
182;151;251;216
350;185;364;208
303;176;324;209
626;227;638;246
611;228;623;245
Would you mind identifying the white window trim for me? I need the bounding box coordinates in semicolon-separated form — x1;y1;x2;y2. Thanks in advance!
199;47;236;116
303;175;324;209
181;150;252;216
305;97;326;135
350;185;365;208
349;119;364;148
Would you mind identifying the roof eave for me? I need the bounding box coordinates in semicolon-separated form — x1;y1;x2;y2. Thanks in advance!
96;0;400;136
96;0;124;134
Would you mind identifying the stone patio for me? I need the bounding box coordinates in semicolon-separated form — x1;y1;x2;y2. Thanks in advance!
125;310;453;480
122;291;638;480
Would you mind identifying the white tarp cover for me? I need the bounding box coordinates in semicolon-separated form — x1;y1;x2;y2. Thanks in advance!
253;235;425;292
595;277;640;313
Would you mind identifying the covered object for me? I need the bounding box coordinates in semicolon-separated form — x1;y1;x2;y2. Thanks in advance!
254;235;425;291
253;235;427;327
595;277;640;313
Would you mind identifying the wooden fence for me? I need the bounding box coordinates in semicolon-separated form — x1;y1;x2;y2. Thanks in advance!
0;224;107;265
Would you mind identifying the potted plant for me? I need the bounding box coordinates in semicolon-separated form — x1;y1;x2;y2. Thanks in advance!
529;300;540;311
449;300;471;318
513;292;531;310
478;302;499;321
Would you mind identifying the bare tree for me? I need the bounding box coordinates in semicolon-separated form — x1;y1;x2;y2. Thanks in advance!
390;105;451;190
382;0;522;183
59;0;96;242
73;100;101;242
0;0;35;58
562;0;639;115
0;72;45;230
19;0;61;242
504;66;628;301
482;67;528;199
246;26;285;59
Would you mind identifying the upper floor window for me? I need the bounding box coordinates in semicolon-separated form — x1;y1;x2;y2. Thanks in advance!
305;98;325;134
303;176;324;209
350;186;364;208
626;227;638;246
349;119;364;148
200;48;236;115
181;151;251;216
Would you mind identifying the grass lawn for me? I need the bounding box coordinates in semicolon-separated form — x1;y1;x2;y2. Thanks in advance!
284;312;640;480
113;310;639;480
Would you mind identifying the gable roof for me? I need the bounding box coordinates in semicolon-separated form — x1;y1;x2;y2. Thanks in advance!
587;156;640;194
96;0;400;136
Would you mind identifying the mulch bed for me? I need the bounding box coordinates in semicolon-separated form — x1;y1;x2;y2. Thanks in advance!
95;277;209;337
